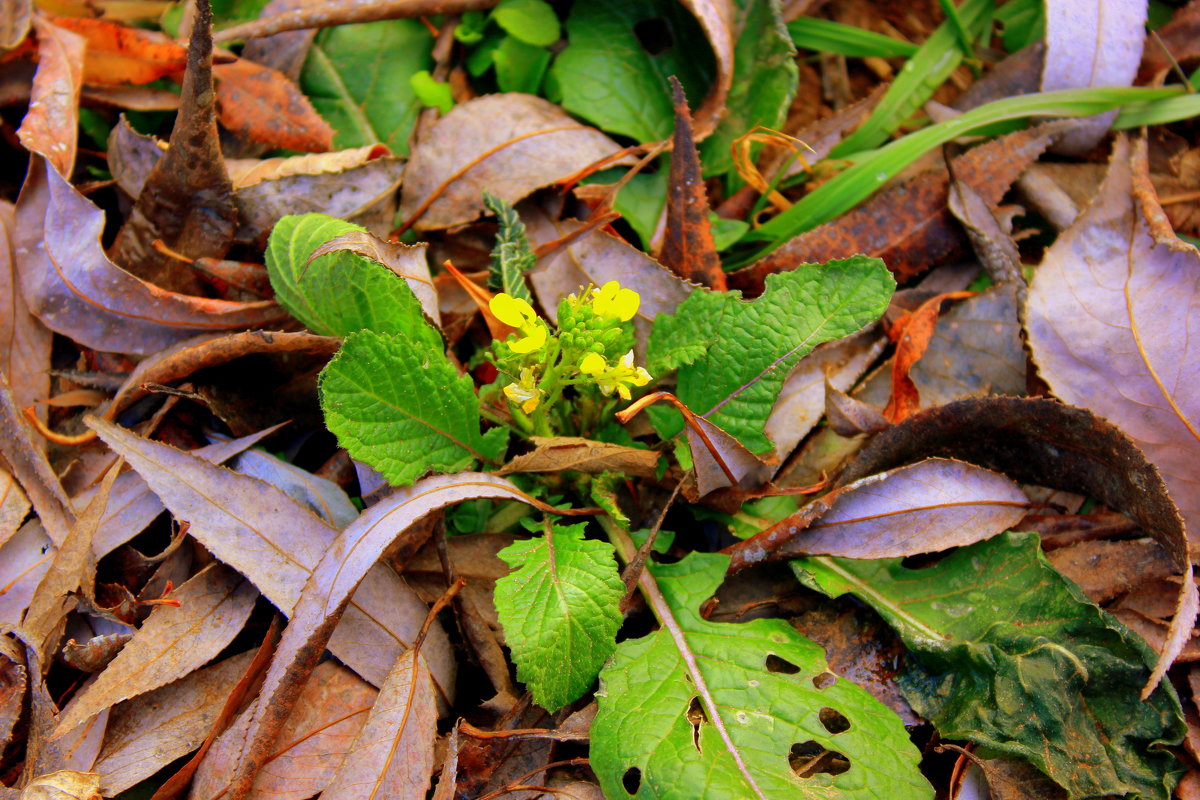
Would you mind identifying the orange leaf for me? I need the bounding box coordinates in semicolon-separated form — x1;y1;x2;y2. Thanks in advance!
883;291;975;423
213;58;333;153
49;16;186;85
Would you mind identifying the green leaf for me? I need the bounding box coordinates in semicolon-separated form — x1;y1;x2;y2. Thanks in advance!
581;162;669;249
265;214;441;348
493;0;561;46
319;330;507;486
646;258;894;453
494;523;623;711
700;0;797;177
300;20;433;156
831;0;994;157
592;552;931;800
794;533;1186;800
787;17;920;58
551;0;715;142
410;70;454;113
483;192;535;304
493;35;552;96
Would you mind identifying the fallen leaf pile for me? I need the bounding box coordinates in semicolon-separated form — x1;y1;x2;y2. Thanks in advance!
2;0;1200;797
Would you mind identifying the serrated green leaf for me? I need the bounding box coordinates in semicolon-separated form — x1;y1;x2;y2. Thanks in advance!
300;20;432;156
646;257;894;453
592;551;930;800
483;192;535;304
319;330;507;486
265;214;442;349
700;0;798;177
794;533;1185;800
551;0;715;142
494;523;623;711
493;0;561;46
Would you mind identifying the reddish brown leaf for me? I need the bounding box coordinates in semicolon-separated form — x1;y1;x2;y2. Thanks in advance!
729;125;1060;293
883;291;974;423
0;634;26;749
0;0;30;48
18;17;83;177
213;57;333;153
48;16;187;85
0;200;52;426
109;0;237;294
1047;539;1176;605
660;76;724;290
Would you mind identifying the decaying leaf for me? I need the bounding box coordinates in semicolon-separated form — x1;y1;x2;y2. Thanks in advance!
19;770;101;800
0;200;52;426
18;18;83;178
0;466;31;548
398;94;627;231
498;436;659;478
212;57;333;153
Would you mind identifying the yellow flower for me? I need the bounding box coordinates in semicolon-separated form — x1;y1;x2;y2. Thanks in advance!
591;281;640;322
579;350;651;401
503;368;542;414
490;293;548;354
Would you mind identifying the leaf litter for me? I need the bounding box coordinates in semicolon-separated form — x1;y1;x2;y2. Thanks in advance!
2;0;1200;798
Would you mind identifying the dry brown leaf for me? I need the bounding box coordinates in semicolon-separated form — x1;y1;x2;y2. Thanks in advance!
48;16;186;85
0;521;55;624
727;458;1028;568
0;634;26;749
0;374;73;544
19;770;100;800
824;381;889;438
94;649;256;796
87;416;458;695
320;650;438;800
191;661;376;800
18;18;83;178
498;437;659;478
523;207;693;349
212;57;333;153
53;563;258;737
1046;539;1176;604
0;200;52;427
678;0;733;142
218;473;589;800
0;466;31;549
398;94;627;231
0;0;30;48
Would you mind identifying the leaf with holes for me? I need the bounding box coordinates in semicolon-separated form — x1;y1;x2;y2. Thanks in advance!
795;532;1186;800
591;552;930;800
646;257;893;454
494;522;623;711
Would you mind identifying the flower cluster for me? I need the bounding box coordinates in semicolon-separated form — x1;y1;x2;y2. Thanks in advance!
488;281;651;427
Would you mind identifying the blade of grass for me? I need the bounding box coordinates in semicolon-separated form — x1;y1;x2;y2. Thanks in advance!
741;86;1188;261
935;0;977;61
830;0;994;157
787;17;919;59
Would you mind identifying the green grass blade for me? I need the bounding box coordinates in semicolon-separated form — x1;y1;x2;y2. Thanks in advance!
787;17;919;59
745;86;1186;257
830;0;994;156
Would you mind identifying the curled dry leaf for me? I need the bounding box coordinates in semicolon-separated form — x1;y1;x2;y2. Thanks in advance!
14;156;286;355
497;436;660;478
677;0;734;142
838;396;1194;698
53;563;258;737
19;770;101;800
219;473;592;800
19;18;83;178
319;649;438;800
726;458;1029;569
191;661;377;800
0;200;52;425
94;650;256;796
398;94;627;231
1041;0;1146;154
86;416;457;695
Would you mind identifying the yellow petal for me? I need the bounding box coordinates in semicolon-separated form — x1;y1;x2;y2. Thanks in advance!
508;322;547;354
490;293;537;328
579;352;607;375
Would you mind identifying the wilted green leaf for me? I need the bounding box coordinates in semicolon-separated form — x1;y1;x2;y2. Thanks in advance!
484;192;535;304
700;0;798;177
646;257;894;454
494;522;623;711
320;330;507;486
300;20;433;156
552;0;715;142
592;552;931;799
265;214;441;348
795;532;1185;800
